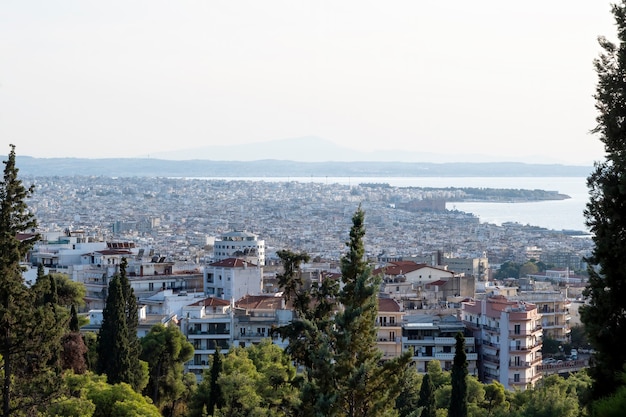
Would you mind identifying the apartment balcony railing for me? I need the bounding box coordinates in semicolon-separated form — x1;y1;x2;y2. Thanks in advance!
509;326;542;336
187;328;230;335
510;341;542;352
509;373;542;386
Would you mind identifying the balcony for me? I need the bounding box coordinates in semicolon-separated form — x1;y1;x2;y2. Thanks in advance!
510;341;542;352
509;373;542;386
509;326;542;336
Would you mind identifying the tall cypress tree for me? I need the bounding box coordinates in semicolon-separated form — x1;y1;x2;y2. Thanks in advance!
448;332;468;417
581;0;626;400
96;258;145;391
118;258;143;390
417;373;436;417
97;276;132;385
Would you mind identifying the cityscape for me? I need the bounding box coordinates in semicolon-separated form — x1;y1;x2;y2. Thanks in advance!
24;173;592;392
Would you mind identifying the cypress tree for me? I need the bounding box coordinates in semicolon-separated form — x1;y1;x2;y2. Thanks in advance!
417;373;436;417
97;275;133;385
208;348;224;416
118;258;143;390
70;304;79;333
581;0;626;399
448;332;468;417
96;258;145;391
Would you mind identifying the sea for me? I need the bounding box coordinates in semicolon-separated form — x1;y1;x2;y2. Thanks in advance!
202;176;590;233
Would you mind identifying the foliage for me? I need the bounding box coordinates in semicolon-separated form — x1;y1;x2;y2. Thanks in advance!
541;336;561;355
417;373;436;417
449;332;468;417
0;145;76;416
96;259;147;392
569;324;591;350
61;332;88;374
140;323;194;414
395;367;423;417
274;206;410;416
493;261;520;280
581;0;626;400
481;381;507;416
189;348;225;417
518;262;539;278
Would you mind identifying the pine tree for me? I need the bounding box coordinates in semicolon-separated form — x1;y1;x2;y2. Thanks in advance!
417;373;436;417
581;0;626;399
448;332;468;417
0;145;56;416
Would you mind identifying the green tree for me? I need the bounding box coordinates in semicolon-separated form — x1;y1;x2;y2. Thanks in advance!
333;206;411;417
216;347;264;417
246;340;300;415
140;323;194;414
0;145;71;416
417;373;436;417
96;276;131;385
96;259;147;392
395;367;423;417
426;360;450;389
493;261;520;280
448;332;468;417
275;207;410;416
189;348;224;417
581;0;626;400
481;381;507;417
518;262;539;278
273;249;339;416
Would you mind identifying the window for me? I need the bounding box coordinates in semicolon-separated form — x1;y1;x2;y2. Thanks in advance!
514;324;521;335
149;283;154;291
390;316;395;324
514;374;520;382
390;331;395;340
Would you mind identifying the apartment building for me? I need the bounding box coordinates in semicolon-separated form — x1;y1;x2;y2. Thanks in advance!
204;258;263;301
181;297;233;378
377;298;405;360
402;313;478;376
213;230;265;266
462;295;543;390
234;294;293;349
518;291;571;342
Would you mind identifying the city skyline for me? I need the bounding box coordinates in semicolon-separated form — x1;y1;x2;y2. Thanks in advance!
0;1;614;164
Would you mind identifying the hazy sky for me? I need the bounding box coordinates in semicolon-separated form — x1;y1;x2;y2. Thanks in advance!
0;1;616;164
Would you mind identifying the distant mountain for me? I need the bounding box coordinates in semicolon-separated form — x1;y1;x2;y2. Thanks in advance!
148;136;543;164
15;156;592;178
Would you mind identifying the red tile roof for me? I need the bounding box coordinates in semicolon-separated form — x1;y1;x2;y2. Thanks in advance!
235;294;284;310
378;297;402;312
189;297;230;307
373;261;427;276
209;258;256;268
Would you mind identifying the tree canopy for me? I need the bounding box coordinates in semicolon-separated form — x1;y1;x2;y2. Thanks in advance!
581;0;626;400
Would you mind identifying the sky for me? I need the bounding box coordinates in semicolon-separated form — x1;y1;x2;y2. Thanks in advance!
0;1;616;164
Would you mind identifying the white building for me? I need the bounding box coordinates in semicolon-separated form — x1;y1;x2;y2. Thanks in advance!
181;297;233;378
213;231;265;266
204;258;263;301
